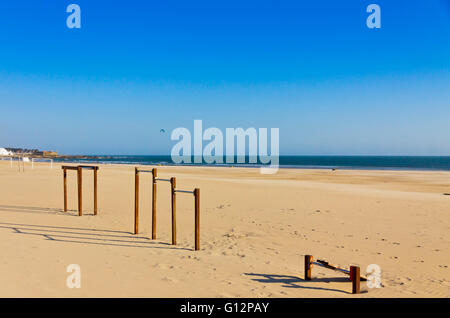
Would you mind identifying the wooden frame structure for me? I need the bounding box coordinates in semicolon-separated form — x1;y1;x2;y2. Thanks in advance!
14;156;25;172
62;165;99;216
304;255;367;294
1;157;13;168
31;158;53;169
172;181;200;251
134;167;200;251
134;167;158;237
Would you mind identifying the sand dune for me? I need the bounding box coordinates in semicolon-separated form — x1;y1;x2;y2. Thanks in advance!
0;161;449;297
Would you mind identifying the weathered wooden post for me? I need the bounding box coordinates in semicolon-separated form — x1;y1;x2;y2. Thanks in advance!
134;168;139;234
94;166;98;215
305;255;313;280
350;266;360;294
63;168;68;212
171;177;177;245
194;188;200;251
152;168;157;239
77;166;82;216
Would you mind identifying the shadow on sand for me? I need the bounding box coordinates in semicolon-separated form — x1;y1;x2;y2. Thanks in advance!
244;273;366;294
0;204;86;216
0;204;191;251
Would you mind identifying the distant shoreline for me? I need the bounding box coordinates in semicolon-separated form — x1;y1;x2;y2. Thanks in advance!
36;155;450;172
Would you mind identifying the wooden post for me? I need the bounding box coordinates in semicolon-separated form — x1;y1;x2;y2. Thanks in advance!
194;188;200;251
94;167;98;215
305;255;313;280
77;166;82;216
350;266;360;294
134;168;139;234
63;168;67;212
152;168;157;239
171;177;177;245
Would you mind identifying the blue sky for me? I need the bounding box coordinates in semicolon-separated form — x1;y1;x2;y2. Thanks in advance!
0;0;449;155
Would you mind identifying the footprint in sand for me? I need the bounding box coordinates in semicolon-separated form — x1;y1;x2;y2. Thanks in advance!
161;277;178;283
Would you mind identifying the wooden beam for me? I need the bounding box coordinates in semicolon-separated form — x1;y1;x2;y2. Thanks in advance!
152;168;157;239
305;255;313;280
94;166;98;215
134;167;139;234
61;166;79;170
314;259;367;281
78;165;98;170
194;188;200;251
77;166;82;216
171;177;177;245
350;266;360;294
63;169;67;212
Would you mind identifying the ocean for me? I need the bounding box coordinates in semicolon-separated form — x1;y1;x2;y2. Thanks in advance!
52;155;450;171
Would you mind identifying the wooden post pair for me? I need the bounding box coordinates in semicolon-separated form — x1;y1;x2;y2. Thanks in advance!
17;156;25;172
172;185;200;251
304;255;361;294
170;177;176;245
62;165;99;216
350;266;361;294
134;167;157;237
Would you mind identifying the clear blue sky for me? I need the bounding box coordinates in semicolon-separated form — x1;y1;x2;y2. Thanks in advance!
0;0;449;155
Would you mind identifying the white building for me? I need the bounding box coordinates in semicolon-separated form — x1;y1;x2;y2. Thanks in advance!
0;148;12;156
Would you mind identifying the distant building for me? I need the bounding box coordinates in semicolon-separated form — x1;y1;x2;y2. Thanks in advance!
0;148;13;156
43;151;58;157
35;151;58;157
2;148;58;157
5;147;38;154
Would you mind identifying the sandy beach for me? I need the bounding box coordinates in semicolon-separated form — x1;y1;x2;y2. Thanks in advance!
0;160;448;297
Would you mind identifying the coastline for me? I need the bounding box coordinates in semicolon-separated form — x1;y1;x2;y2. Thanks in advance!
45;155;450;172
